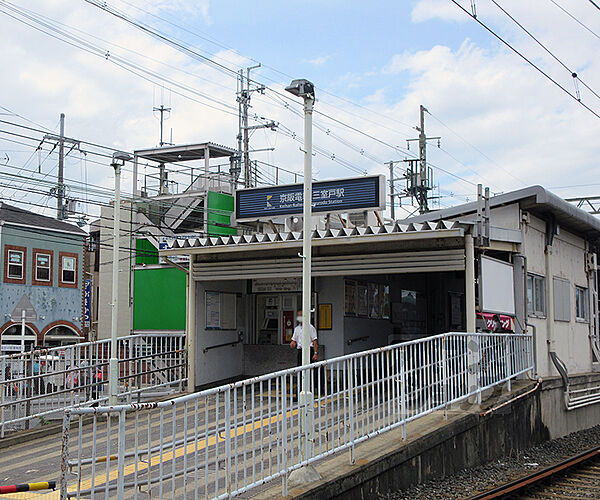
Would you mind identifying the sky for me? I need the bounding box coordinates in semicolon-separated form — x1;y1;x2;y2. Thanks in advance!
1;0;600;221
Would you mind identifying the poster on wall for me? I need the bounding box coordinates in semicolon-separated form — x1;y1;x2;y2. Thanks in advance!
357;283;368;317
205;291;221;329
344;280;356;316
206;291;237;330
318;304;333;330
368;283;380;319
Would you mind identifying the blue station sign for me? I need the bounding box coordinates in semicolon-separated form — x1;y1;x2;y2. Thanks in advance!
235;175;385;221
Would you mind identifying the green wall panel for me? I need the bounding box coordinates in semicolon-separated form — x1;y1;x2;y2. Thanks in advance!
207;191;235;236
136;238;159;265
133;267;186;330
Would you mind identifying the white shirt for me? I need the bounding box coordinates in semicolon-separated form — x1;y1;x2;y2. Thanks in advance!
291;324;317;349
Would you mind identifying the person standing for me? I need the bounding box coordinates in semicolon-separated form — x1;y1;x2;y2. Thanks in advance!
289;309;318;366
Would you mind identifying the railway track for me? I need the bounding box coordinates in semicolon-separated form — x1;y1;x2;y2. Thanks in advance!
468;445;600;499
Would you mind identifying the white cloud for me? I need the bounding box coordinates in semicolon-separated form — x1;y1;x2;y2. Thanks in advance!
411;0;468;23
306;55;331;66
3;0;600;224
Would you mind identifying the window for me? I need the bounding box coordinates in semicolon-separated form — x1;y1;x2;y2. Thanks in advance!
7;250;23;279
59;252;78;288
527;274;546;317
553;278;571;322
32;249;52;286
576;286;589;321
62;257;75;283
4;245;26;284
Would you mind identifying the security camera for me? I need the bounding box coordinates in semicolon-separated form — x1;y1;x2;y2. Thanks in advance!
285;79;315;99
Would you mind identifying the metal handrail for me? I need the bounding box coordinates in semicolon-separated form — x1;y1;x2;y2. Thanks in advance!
60;332;534;500
203;339;242;353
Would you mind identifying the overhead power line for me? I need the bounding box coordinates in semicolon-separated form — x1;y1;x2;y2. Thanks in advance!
490;0;600;102
450;0;600;120
588;0;600;12
548;0;600;42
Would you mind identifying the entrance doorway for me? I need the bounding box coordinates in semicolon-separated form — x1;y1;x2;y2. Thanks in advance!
44;325;82;348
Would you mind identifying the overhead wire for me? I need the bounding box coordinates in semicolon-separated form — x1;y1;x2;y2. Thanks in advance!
83;0;488;190
490;0;600;102
547;0;600;42
449;0;600;120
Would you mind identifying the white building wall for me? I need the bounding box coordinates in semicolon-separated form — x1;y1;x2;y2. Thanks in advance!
97;203;133;340
315;276;345;359
194;280;246;387
523;212;593;377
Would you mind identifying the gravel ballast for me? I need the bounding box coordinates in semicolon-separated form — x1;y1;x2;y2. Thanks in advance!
386;424;600;500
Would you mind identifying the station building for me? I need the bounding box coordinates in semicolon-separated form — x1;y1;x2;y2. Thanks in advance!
160;185;600;391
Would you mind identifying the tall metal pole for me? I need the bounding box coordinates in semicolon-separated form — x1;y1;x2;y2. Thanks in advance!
388;161;395;221
242;64;261;188
418;105;428;213
57;113;65;220
300;94;315;461
242;74;250;187
109;160;121;406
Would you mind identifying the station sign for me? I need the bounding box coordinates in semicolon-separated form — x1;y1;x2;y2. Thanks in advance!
235;175;385;221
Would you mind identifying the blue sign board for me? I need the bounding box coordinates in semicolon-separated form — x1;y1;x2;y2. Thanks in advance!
84;278;92;328
236;175;385;221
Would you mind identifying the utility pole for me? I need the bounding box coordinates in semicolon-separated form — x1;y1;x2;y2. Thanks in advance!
153;104;171;195
406;105;441;214
42;114;79;220
388;161;395;220
57;113;65;220
153;104;171;147
241;65;261;187
237;64;277;188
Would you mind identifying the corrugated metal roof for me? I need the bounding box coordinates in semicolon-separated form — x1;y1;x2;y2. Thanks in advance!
406;185;600;240
164;220;466;252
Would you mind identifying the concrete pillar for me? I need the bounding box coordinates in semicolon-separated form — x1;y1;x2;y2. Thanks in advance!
465;234;476;333
513;254;526;334
186;256;196;392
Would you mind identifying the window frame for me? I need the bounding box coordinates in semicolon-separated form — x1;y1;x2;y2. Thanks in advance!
4;245;26;284
32;248;53;286
575;286;589;322
59;251;78;288
527;273;546;318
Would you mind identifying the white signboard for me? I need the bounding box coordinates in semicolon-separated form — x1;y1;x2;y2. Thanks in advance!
252;278;301;293
205;291;221;329
480;256;515;315
205;291;237;330
1;344;22;352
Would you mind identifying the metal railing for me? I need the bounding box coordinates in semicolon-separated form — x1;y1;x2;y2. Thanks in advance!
0;334;186;436
60;332;533;499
